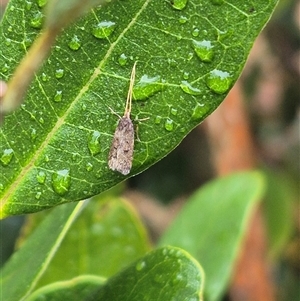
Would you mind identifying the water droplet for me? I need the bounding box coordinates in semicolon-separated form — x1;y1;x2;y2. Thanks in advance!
211;0;224;5
206;69;233;94
133;75;164;101
164;118;174;131
5;38;11;46
2;63;9;73
136;260;146;271
37;0;47;8
191;103;209;121
86;162;93;171
30;11;44;29
92;21;116;39
155;115;162;124
187;52;193;60
192;27;200;37
171;107;178;116
179;16;188;24
30;127;37;141
55;69;64;79
25;1;33;10
171;0;188;10
24;37;33;48
41;72;48;82
180;81;201;95
39;117;44;124
36;171;46;184
118;53;127;66
68;35;81;50
35;191;42;199
88;131;101;156
52;169;71;195
54;90;62;102
1;149;14;166
183;71;189;80
192;40;214;62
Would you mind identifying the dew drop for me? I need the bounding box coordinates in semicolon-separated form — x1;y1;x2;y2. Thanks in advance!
179;15;188;24
54;90;62;102
36;171;46;184
25;1;33;10
171;107;178;116
136;260;146;271
1;149;14;166
206;69;233;94
133;75;164;101
37;0;47;8
30;127;37;141
191;103;209;120
52;169;71;195
165;118;174;131
172;273;184;286
187;52;194;60
183;71;189;80
86;162;94;171
39;117;44;124
88;131;101;156
41;72;48;82
192;27;200;37
35;191;42;199
180;81;201;95
24;37;33;48
68;35;81;50
118;53;127;66
171;0;188;10
30;11;44;29
92;21;116;39
5;38;11;46
2;63;9;73
192;40;214;63
155;115;162;124
55;69;64;79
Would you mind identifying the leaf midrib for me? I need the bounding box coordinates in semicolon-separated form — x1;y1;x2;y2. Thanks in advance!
0;0;151;212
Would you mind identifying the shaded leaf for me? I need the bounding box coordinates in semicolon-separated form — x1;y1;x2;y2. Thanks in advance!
0;202;85;301
263;168;295;259
36;195;151;287
0;0;278;217
27;275;106;301
158;171;266;301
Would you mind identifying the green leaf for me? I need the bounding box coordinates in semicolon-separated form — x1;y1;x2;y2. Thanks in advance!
0;202;85;301
158;171;266;301
93;246;204;301
27;275;106;301
0;0;278;217
36;195;151;287
28;247;204;301
262;168;295;259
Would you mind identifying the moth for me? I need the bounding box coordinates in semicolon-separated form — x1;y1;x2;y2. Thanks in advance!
108;62;137;175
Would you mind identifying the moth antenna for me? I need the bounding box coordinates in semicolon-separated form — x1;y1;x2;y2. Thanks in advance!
124;61;137;118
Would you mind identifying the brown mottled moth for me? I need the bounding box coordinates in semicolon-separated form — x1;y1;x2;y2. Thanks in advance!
108;62;137;175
